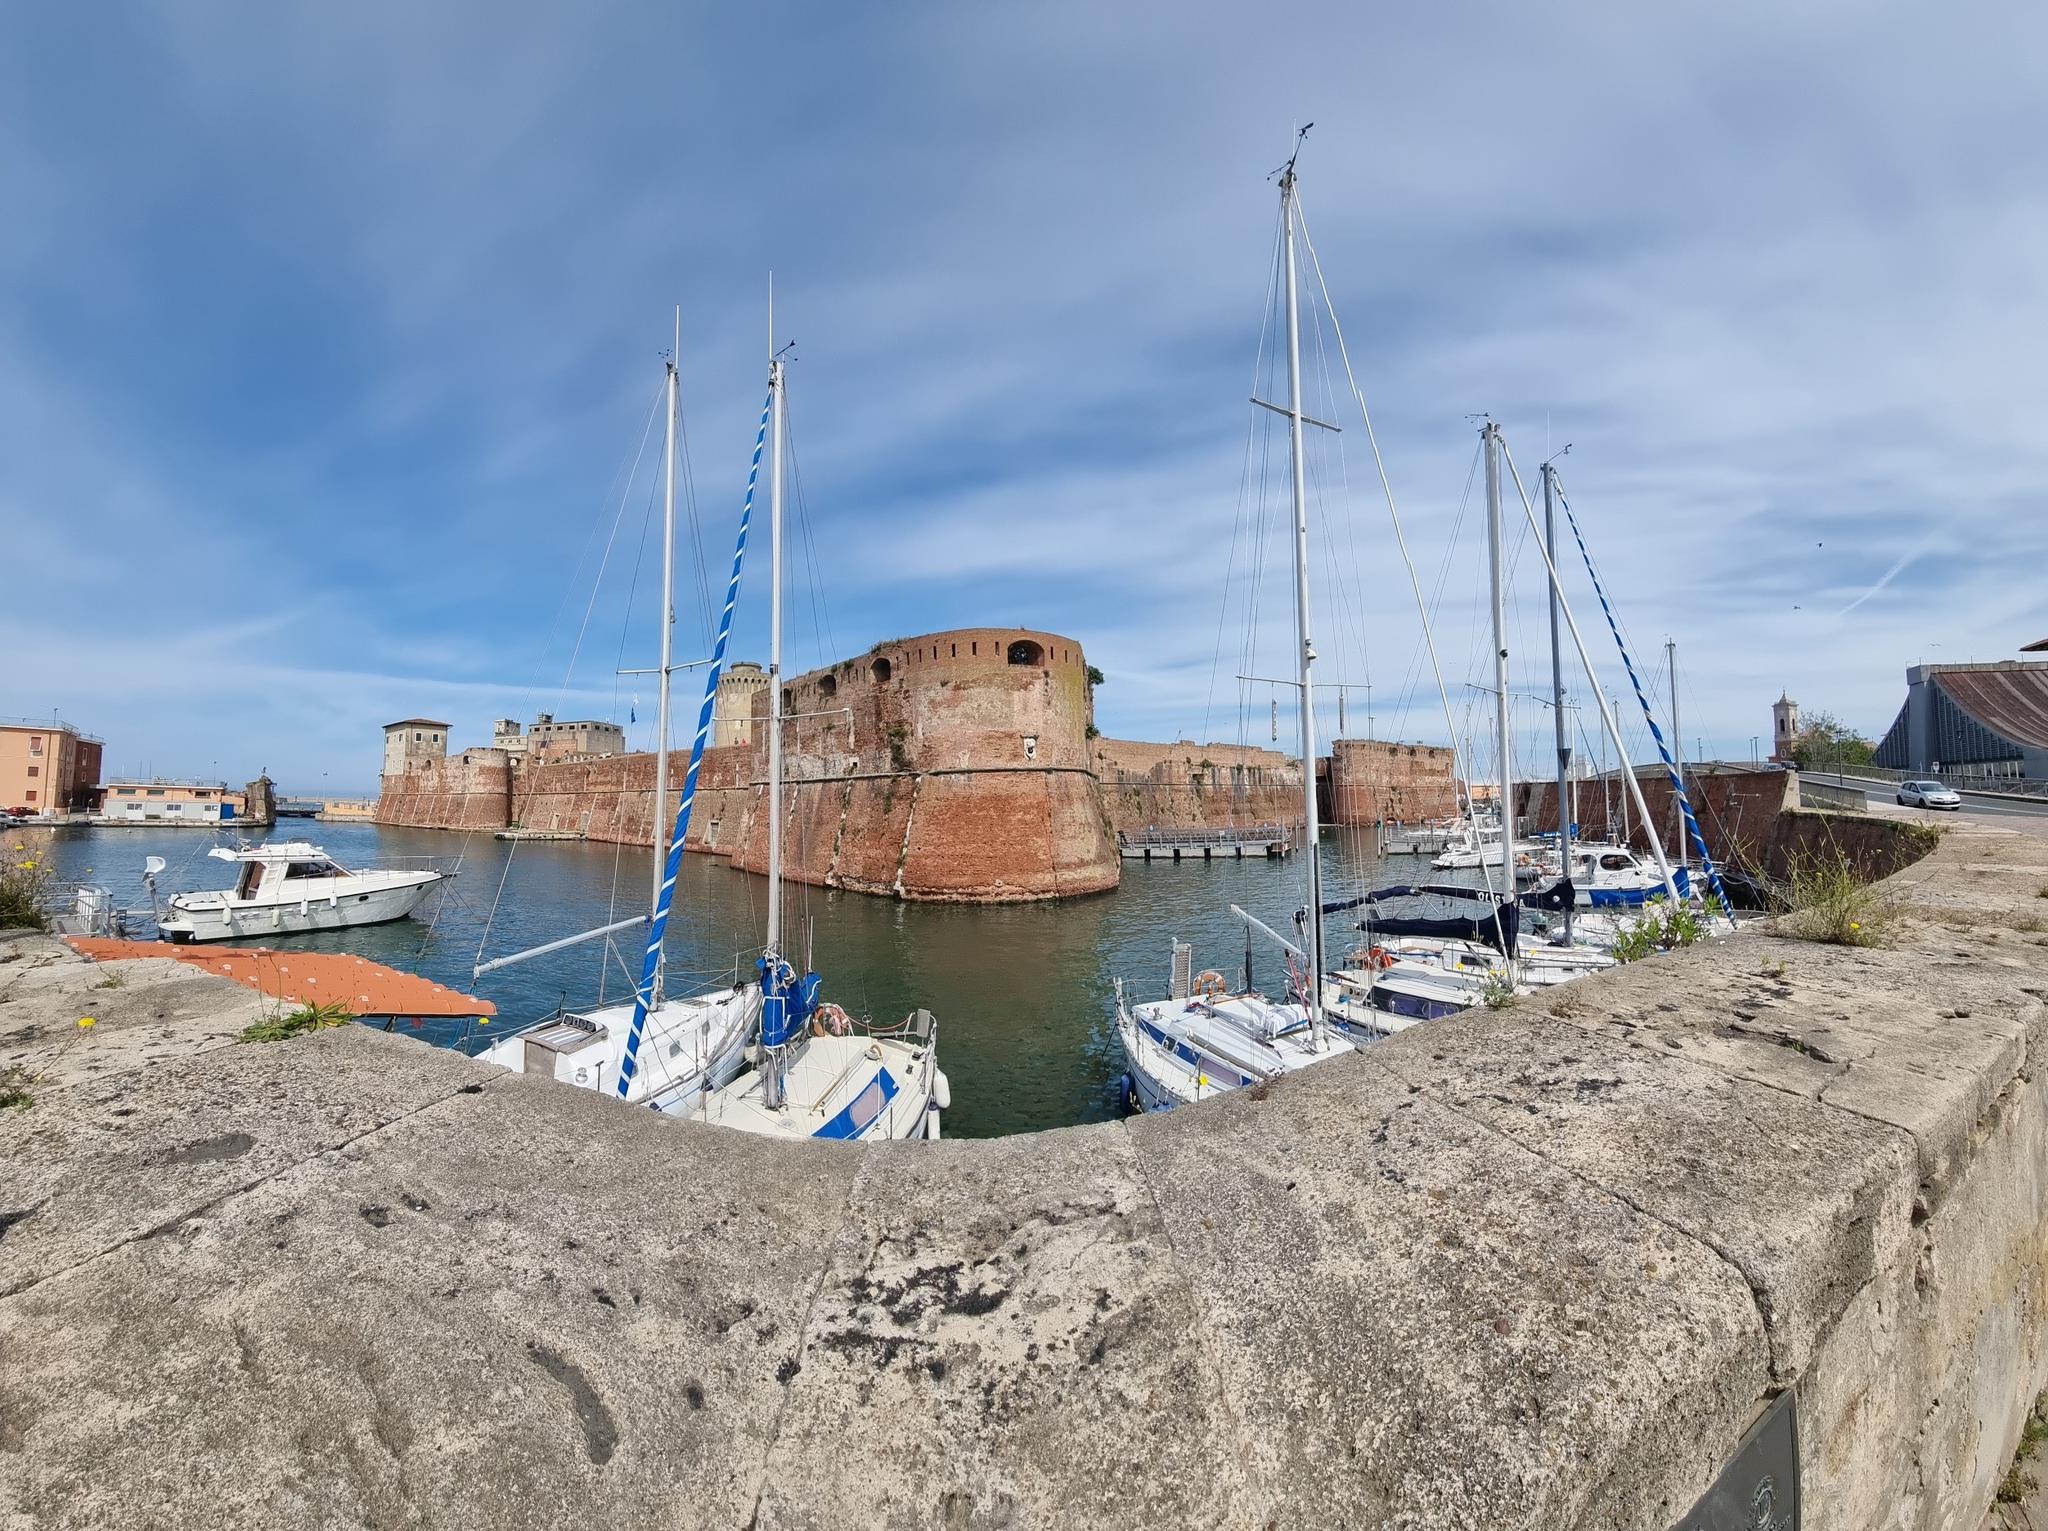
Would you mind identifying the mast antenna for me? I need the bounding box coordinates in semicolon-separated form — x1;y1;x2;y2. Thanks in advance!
1270;122;1314;182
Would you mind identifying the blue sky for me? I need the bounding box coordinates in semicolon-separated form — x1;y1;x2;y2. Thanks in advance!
5;2;2045;792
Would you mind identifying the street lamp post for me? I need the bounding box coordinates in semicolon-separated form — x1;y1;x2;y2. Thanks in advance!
1750;735;1759;768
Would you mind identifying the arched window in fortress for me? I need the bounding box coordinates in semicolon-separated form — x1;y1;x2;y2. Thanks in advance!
871;657;893;683
1007;639;1044;666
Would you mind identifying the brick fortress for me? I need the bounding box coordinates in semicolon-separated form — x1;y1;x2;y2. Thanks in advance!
376;627;1462;902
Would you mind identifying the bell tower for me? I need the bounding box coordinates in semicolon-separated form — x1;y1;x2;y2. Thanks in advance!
1771;693;1799;763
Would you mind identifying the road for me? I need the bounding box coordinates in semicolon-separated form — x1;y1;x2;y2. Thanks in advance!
1811;771;2048;833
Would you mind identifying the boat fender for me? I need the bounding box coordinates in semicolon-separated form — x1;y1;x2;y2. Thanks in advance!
931;1069;951;1111
1193;969;1228;998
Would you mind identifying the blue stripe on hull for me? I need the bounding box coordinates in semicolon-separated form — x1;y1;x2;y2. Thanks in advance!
1584;868;1693;907
1136;1018;1255;1089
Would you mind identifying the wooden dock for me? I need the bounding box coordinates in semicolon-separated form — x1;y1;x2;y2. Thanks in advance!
493;829;583;842
1118;824;1292;862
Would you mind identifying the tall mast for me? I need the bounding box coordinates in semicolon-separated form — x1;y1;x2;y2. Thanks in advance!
1543;459;1571;939
1279;161;1325;1041
1667;638;1686;870
766;355;785;956
651;313;679;991
1484;422;1514;882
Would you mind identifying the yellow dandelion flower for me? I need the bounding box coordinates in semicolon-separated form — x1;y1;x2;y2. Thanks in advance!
1849;921;1861;930
77;1016;97;1029
21;860;34;871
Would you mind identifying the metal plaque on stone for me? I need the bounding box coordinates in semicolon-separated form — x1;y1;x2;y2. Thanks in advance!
1671;1389;1799;1530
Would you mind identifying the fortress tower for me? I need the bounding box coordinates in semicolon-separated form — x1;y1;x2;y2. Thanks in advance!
722;627;1114;901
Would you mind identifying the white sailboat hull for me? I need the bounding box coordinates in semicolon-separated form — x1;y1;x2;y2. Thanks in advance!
700;1018;944;1141
479;986;760;1114
1116;991;1357;1113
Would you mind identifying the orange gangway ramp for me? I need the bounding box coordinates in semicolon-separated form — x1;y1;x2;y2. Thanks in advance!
65;939;495;1021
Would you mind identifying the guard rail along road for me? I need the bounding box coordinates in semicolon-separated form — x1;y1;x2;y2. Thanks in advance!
2;814;2047;1527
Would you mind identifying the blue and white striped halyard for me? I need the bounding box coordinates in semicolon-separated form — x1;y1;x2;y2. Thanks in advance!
1554;480;1735;925
617;388;774;1097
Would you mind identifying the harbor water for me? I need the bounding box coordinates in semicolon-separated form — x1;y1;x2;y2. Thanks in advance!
33;821;1452;1137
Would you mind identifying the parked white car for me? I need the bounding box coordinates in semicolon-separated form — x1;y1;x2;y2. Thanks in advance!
1897;780;1962;810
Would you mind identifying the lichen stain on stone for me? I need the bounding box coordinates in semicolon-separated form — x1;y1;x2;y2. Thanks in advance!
168;1131;253;1164
525;1342;618;1465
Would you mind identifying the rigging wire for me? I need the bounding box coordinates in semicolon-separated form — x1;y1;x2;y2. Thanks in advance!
558;379;667;715
1293;195;1502;897
1199;202;1286;750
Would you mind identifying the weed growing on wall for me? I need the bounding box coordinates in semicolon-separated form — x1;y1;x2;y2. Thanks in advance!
1778;850;1896;948
1900;820;1947;858
1609;898;1707;962
0;847;51;931
238;1001;355;1044
0;1064;32;1110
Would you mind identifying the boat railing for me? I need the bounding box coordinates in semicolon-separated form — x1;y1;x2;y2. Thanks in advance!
349;854;464;876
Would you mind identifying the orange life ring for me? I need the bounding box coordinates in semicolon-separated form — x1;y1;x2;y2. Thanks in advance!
1193;970;1228;999
1368;945;1394;971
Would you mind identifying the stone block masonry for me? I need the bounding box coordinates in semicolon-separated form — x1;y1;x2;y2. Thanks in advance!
1327;736;1462;825
9;809;2048;1525
377;628;1121;902
373;627;1462;900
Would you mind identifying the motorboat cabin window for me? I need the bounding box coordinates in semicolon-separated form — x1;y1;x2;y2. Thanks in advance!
1598;852;1636;872
284;859;343;880
235;862;265;898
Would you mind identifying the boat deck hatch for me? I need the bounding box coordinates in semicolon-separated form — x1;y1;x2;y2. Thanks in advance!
522;1020;606;1055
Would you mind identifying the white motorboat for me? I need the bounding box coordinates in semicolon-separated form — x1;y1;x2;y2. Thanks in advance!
155;841;443;943
1567;843;1691;908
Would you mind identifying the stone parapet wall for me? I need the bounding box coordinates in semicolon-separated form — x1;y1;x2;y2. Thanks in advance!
1515;768;1931;886
7;818;2048;1525
1519;766;1798;872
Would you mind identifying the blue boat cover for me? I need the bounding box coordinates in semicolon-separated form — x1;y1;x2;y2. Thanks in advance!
759;957;819;1048
813;1065;899;1140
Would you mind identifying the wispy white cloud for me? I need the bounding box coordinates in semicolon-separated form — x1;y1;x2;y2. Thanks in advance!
1;0;2044;780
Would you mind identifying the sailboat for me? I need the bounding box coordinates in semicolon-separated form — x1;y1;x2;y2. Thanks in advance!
1114;147;1360;1112
696;338;948;1142
475;331;760;1113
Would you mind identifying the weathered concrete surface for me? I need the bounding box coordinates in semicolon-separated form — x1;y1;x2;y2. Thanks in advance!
3;817;2047;1528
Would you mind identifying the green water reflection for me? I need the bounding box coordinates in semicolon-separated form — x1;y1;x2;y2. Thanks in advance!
41;821;1415;1137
